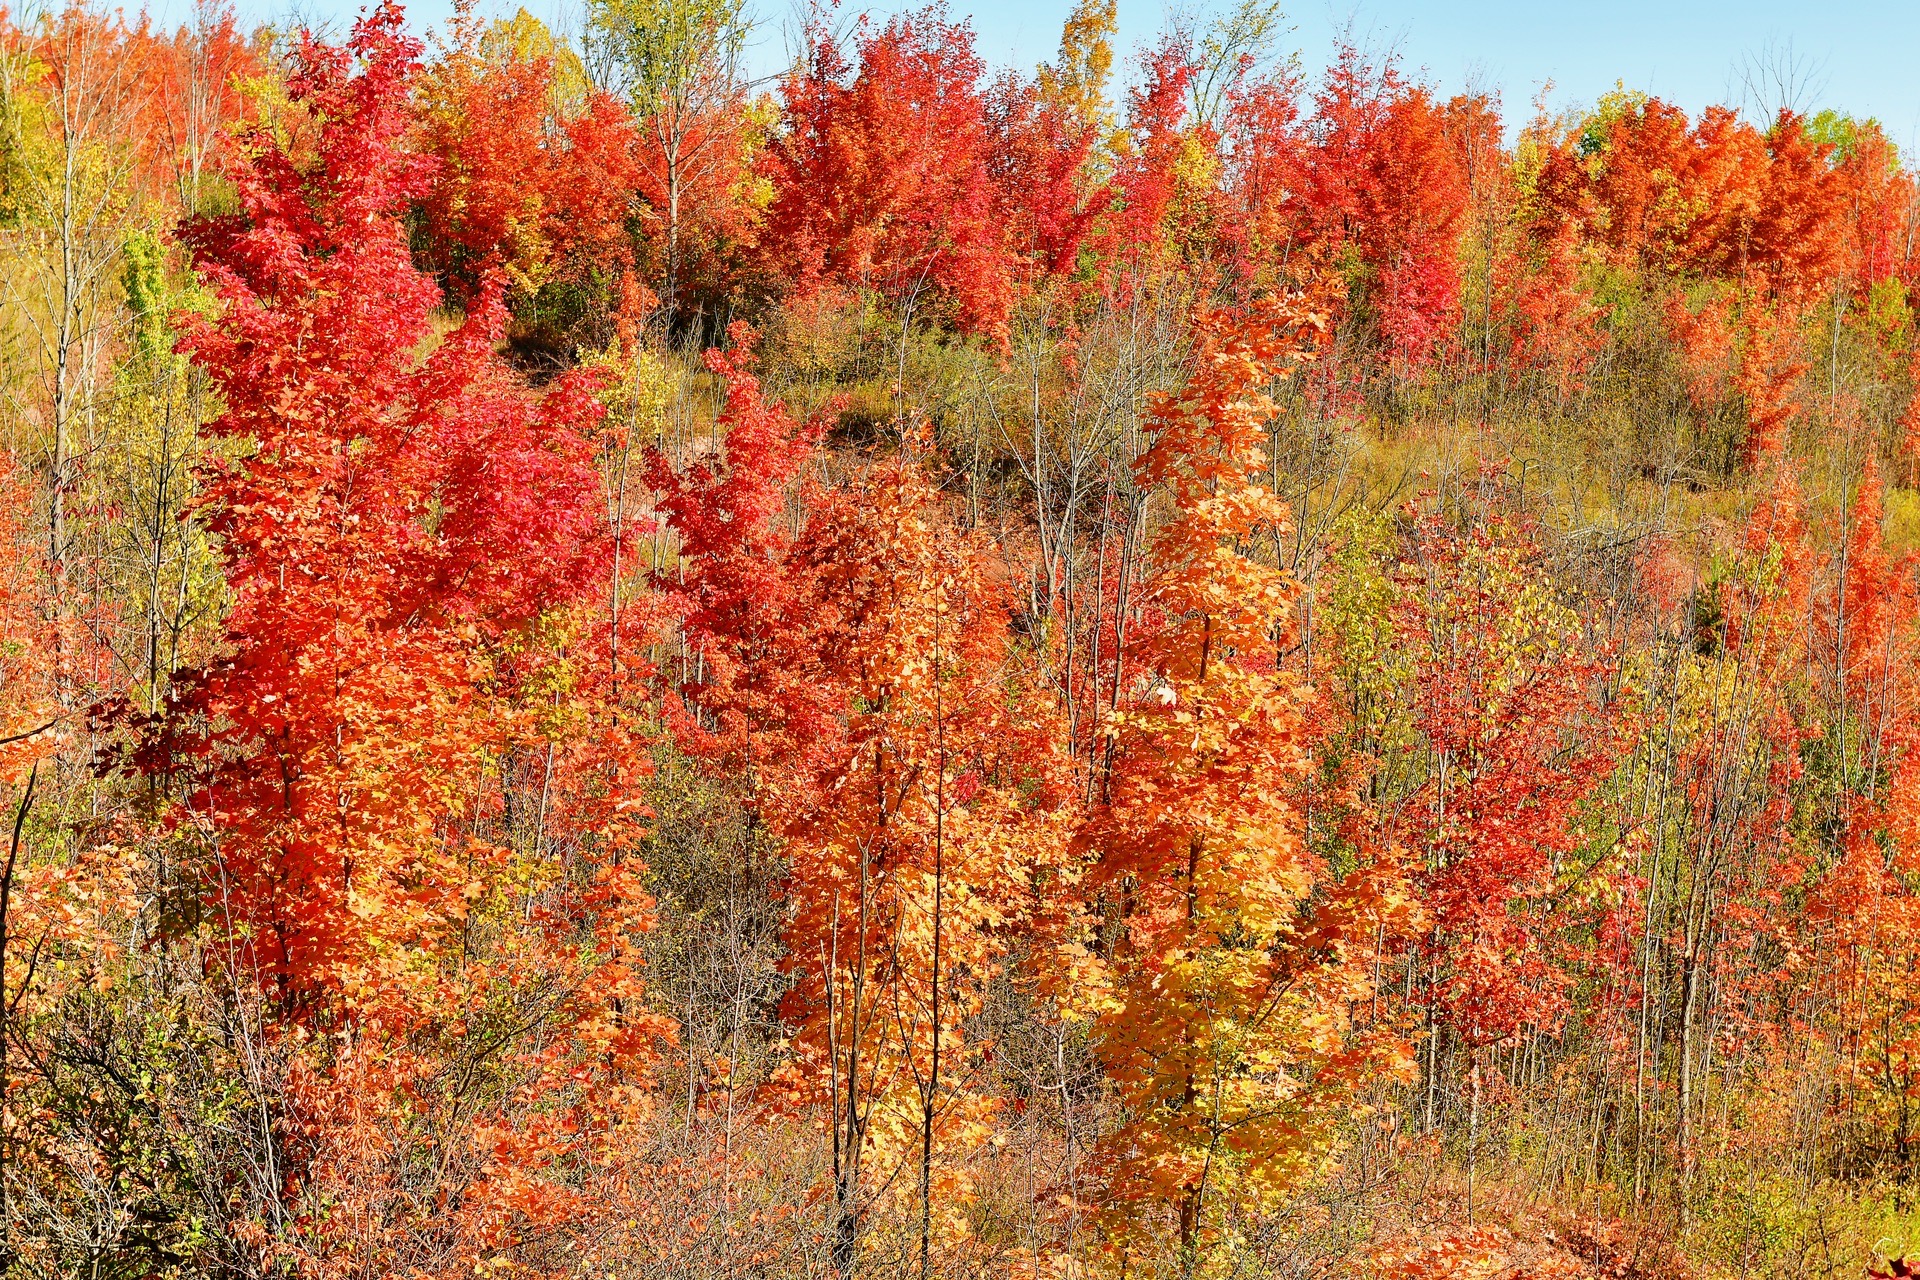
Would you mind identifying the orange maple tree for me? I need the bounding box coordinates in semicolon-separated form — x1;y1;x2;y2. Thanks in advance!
1073;293;1413;1267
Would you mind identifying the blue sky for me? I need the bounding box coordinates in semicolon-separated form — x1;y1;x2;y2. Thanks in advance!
141;0;1920;147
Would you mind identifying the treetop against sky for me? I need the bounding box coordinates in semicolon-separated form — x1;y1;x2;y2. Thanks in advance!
137;0;1920;145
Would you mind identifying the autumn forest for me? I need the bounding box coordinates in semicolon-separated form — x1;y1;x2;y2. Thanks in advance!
1;0;1918;1275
